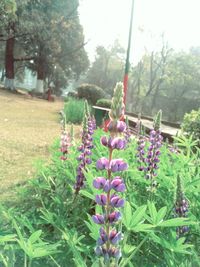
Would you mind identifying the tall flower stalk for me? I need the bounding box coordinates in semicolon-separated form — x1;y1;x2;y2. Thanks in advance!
60;113;70;161
74;101;94;194
124;116;131;144
137;110;163;191
92;82;127;266
175;176;189;238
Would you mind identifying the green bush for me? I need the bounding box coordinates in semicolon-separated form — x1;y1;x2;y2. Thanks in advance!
77;83;106;105
96;98;112;108
64;98;86;124
181;108;200;146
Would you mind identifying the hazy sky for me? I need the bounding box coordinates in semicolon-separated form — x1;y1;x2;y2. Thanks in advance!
79;0;200;63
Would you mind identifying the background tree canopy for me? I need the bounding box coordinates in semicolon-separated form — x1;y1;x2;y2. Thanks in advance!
0;0;89;93
0;1;199;122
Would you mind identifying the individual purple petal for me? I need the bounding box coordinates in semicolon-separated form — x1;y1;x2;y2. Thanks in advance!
116;121;126;132
109;230;122;244
110;195;125;208
92;214;105;224
117;160;128;171
108;211;121;224
101;136;108;146
86;157;92;164
103;180;111;192
111;137;126;150
111;177;126;192
96;157;109;170
110;159;128;172
95;194;107;206
93;177;107;189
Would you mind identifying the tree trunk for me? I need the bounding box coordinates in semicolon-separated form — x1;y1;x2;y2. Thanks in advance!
35;56;45;93
4;37;15;90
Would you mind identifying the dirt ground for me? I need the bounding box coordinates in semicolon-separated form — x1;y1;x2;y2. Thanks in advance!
0;89;67;201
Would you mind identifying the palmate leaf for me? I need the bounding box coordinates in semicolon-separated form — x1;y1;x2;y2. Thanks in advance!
150;232;193;255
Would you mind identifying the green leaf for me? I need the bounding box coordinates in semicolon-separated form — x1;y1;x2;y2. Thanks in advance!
156;206;167;224
0;234;16;243
123;244;136;256
29;230;42;244
132;223;154;232
158;218;195;227
80;190;94;200
122;202;132;230
147;201;157;224
130;205;147;228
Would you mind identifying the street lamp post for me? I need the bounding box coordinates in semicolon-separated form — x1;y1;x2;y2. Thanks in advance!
123;0;135;107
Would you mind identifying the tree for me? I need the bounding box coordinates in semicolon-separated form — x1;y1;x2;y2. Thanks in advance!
86;40;125;96
128;46;200;122
0;0;89;93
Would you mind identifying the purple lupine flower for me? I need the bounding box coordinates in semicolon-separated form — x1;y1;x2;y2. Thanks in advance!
111;177;126;192
109;229;122;244
95;194;107;206
96;157;109;170
93;177;107;189
108;211;121;224
92;214;105;224
110;195;125;208
92;82;127;265
101;137;126;150
60;130;70;161
175;176;189;238
110;159;128;172
97;228;108;245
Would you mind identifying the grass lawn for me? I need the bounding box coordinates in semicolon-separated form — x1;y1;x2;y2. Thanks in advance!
0;89;79;201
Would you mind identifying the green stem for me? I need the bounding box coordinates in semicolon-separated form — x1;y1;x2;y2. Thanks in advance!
120;233;150;267
105;148;113;266
24;253;27;267
28;258;32;267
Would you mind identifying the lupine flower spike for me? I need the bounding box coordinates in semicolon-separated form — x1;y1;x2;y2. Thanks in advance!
124;116;131;145
74;101;94;194
175;176;189;239
70;124;74;145
92;82;127;266
60;113;70;161
137;110;163;191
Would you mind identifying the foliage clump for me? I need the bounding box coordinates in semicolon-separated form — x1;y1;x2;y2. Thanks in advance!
181;108;200;146
64;97;89;124
96;98;112;109
77;83;106;105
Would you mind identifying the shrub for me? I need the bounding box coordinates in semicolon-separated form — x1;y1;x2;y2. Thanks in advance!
64;98;88;124
181;108;200;146
96;98;112;108
77;83;106;105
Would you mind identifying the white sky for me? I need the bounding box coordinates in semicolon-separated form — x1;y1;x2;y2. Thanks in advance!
79;0;200;64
